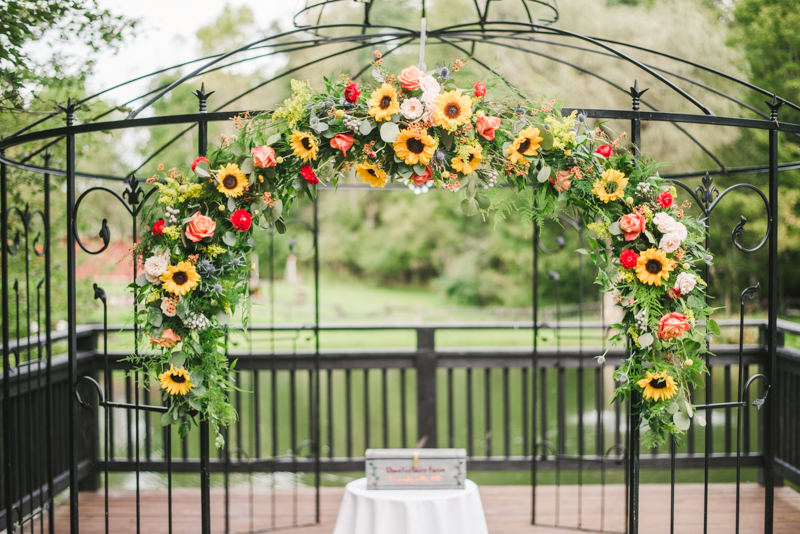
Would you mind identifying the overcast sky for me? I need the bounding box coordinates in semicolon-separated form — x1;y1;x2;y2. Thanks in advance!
83;0;299;103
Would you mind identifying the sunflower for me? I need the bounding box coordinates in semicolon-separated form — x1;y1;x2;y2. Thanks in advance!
393;128;435;165
159;365;193;396
636;370;678;402
505;127;543;164
160;261;201;296
289;130;318;161
433;91;472;129
368;83;400;122
451;146;483;175
356;162;388;188
635;248;675;286
592;169;629;203
216;163;247;198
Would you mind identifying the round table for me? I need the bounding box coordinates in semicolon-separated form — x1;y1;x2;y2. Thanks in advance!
332;478;489;534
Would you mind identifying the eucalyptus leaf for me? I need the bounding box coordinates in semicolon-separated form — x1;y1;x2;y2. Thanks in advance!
222;231;237;247
475;192;491;210
275;219;286;234
609;221;622;235
461;198;479;216
537;166;551;183
694;413;707;427
371;69;385;82
169;353;186;368
135;273;149;287
673;411;691;431
643;230;656;244
313;122;329;133
216;310;231;325
512;119;525;134
240;158;254;175
269;199;283;222
380;122;400;143
397;163;413;179
390;113;400;123
190;385;207;398
667;402;680;414
359;120;373;135
227;197;236;211
265;133;281;146
194;164;210;178
540;130;554;151
638;332;654;348
413;163;426;175
161;411;174;426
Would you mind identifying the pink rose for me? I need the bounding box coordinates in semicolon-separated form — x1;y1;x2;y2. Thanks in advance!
398;65;425;90
252;146;276;168
330;134;354;156
659;233;681;253
401;97;424;120
658;312;691;340
185;211;216;243
619;212;646;241
550;170;572;193
476;115;501;141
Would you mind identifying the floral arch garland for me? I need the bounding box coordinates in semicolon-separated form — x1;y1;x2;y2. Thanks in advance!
132;57;715;447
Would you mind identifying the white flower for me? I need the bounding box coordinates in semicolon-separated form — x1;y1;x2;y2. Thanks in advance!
672;221;688;242
674;272;697;294
653;212;676;234
418;75;440;96
401;97;423;120
659;233;682;253
144;252;170;285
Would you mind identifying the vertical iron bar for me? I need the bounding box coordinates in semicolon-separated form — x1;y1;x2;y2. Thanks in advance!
484;368;491;457
448;368;454;448
401;368;407;448
64;100;80;534
503;367;510;458
43;154;54;534
313;195;321;523
194;83;213;534
531;223;538;524
764;99;781;534
467;367;473;457
382;368;388;448
1;151;12;532
627;81;645;534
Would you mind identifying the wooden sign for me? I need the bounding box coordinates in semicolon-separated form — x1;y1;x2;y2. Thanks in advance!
365;448;466;490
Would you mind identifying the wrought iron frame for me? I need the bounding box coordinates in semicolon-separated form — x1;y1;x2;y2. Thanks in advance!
1;1;799;532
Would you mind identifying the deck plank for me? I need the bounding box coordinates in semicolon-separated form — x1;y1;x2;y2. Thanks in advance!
50;483;800;533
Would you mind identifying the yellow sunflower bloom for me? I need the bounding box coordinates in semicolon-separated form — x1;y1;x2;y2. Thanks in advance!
433;90;472;129
592;169;629;203
289;130;318;161
393;128;435;166
635;248;675;286
505;127;543;164
159;365;194;396
451;146;483;175
356;162;388;188
636;370;678;402
216;163;247;198
368;83;400;122
160;261;201;296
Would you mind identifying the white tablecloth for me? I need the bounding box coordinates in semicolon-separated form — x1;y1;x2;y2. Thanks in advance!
332;478;489;534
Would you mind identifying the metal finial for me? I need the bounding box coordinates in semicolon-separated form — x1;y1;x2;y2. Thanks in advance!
629;80;649;111
193;83;215;112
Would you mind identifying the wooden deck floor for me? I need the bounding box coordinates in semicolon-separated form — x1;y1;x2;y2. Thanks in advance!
52;483;800;533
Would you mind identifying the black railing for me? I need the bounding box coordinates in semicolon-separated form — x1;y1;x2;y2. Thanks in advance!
3;319;798;531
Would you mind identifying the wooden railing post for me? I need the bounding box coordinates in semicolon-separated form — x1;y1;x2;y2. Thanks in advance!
416;328;437;448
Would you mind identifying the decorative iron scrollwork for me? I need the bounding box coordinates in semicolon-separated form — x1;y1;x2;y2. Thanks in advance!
696;172;719;208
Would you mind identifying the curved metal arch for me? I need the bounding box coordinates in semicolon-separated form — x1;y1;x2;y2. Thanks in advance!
433;33;728;170
434;21;714;114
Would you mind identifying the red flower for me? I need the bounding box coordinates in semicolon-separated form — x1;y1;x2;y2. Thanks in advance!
300;164;319;185
191;156;209;172
657;191;673;209
595;145;613;158
666;286;681;301
330;134;354;156
473;81;486;98
620;249;639;269
344;83;361;104
230;209;252;232
152;219;165;236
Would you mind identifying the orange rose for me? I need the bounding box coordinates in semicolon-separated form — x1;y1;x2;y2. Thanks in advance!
252;146;276;168
619;212;646;241
150;328;181;348
550;170;572;193
658;312;691;340
411;166;433;186
185;211;216;243
476;115;501;141
398;65;425;90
